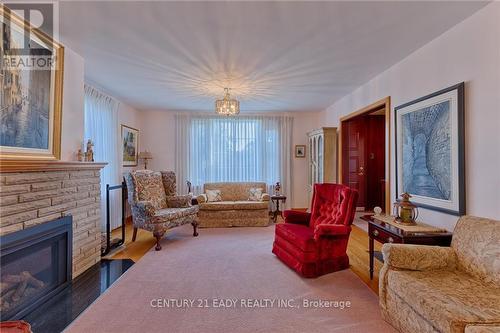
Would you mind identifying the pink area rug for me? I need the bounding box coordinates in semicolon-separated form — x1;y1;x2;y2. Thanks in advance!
65;225;396;333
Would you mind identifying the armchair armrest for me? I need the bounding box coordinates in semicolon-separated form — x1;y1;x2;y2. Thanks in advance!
314;224;351;240
382;243;457;271
283;210;311;226
196;194;208;203
166;194;192;208
261;193;270;201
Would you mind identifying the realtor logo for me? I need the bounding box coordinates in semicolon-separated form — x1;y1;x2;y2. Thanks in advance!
1;1;59;70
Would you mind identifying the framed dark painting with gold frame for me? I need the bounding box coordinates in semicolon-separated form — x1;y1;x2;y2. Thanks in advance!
0;6;64;162
295;145;306;158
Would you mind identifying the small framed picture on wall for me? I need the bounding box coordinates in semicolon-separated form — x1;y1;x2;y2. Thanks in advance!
121;125;139;167
295;145;306;158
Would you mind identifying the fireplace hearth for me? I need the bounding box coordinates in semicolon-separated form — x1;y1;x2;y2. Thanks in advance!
0;216;72;321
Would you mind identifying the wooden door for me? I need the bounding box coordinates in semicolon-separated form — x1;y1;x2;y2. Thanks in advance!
342;118;366;208
365;115;386;210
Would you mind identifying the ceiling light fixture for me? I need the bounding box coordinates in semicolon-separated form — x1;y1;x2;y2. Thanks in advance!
215;88;240;116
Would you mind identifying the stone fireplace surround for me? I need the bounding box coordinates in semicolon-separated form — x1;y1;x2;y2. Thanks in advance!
0;162;107;278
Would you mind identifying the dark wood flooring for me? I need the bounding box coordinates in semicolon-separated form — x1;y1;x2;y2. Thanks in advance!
22;259;134;333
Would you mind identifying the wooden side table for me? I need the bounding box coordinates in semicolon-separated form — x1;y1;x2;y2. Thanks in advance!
362;214;453;280
270;195;287;223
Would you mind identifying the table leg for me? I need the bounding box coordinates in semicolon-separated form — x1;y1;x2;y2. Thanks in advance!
276;200;282;219
271;200;278;223
369;236;374;280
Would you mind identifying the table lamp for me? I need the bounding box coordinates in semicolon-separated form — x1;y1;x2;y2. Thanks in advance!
138;151;153;169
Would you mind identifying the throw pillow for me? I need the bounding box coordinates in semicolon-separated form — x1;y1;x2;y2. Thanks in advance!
248;188;263;201
206;189;222;202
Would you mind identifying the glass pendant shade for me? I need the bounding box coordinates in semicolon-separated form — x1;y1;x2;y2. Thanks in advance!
215;88;240;116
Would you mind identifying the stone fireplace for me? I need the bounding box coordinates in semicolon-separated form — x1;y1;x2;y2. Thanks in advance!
0;162;107;279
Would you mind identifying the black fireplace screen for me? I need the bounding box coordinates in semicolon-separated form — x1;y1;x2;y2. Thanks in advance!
0;216;72;320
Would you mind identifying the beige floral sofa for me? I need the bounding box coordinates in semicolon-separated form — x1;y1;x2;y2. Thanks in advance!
196;182;270;227
379;215;500;333
124;170;199;251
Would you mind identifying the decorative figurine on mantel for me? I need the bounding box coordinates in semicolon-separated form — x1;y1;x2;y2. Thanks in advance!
77;148;85;162
274;182;281;195
85;139;94;162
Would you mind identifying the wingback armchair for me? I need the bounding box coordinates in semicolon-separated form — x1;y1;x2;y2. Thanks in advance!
124;170;199;251
272;183;358;278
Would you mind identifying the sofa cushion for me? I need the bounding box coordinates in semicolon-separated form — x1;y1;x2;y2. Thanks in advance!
153;206;199;222
451;216;500;286
387;269;500;333
199;201;268;211
275;223;316;252
132;170;167;209
206;189;222;202
248;188;263;201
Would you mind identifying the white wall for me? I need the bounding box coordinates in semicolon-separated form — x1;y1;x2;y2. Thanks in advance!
138;110;176;172
319;3;500;231
138;110;321;208
60;47;85;160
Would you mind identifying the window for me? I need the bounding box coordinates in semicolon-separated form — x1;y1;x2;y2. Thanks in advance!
176;115;293;203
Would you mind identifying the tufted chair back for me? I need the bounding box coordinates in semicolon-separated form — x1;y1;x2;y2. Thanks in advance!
309;183;358;230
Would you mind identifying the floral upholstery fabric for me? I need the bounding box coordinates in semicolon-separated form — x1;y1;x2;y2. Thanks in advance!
248;188;263;201
197;182;270;227
199;201;268;211
198;209;269;228
166;194;192;208
131;170;167;209
154;206;199;221
387;269;500;333
160;171;177;196
206;189;222;202
380;216;500;333
124;171;199;234
382;244;457;271
465;324;500;333
451;216;500;286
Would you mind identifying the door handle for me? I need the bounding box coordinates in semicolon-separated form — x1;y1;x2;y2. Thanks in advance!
358;166;365;176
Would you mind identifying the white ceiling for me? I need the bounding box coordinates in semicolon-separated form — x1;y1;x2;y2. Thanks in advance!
59;1;487;112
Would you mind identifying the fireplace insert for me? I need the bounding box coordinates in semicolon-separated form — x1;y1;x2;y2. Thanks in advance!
0;216;72;320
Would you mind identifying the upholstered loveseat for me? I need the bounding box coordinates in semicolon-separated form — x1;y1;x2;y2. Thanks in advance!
124;170;199;250
380;216;500;333
196;182;270;227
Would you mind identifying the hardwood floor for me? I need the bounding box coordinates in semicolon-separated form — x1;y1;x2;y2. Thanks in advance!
110;219;382;294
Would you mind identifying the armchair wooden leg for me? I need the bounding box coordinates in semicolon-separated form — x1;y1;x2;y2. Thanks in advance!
132;227;138;242
192;222;199;237
153;231;165;251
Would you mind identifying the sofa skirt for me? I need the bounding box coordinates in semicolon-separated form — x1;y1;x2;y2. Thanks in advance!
198;209;270;227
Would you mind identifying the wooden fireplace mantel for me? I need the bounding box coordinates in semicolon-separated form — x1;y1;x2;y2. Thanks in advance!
0;160;108;173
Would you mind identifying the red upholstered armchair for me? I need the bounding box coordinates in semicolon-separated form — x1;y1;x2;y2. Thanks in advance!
272;184;358;278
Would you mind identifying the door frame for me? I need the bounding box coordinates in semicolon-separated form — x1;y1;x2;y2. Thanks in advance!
338;97;391;213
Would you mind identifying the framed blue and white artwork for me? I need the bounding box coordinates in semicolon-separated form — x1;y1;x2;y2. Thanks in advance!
395;82;465;215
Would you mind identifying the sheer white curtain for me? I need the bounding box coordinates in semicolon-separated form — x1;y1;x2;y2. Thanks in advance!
175;115;293;207
84;84;121;231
